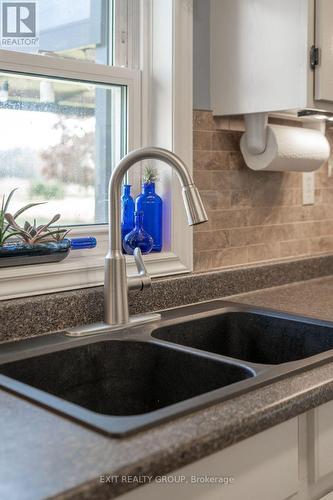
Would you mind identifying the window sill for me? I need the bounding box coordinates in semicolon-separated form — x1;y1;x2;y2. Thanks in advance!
0;247;190;301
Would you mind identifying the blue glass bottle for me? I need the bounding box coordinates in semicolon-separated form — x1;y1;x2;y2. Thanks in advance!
70;237;97;250
121;184;134;242
123;211;154;255
135;182;162;252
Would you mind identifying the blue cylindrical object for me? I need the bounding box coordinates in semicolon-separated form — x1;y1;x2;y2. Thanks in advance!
121;184;135;243
123;211;154;255
70;237;97;250
135;182;162;252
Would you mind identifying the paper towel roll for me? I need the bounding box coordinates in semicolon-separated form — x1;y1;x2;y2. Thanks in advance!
240;124;330;172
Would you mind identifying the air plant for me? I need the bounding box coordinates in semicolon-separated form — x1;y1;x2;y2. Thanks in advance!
45;226;71;242
143;166;158;184
0;188;45;246
4;213;69;245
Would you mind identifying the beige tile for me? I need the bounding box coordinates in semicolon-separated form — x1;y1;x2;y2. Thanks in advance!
193;110;216;131
194;218;212;232
280;172;302;189
209;209;248;230
211;247;248;268
209;151;230;170
193;151;230;171
294;220;333;239
230;224;293;248
194;230;230;252
193;252;213;272
251;188;298;208
245;207;301;226
212;131;241;152
280;239;310;258
310;236;333;254
314;189;324;205
193;151;211;171
316;164;333;188
200;190;231;210
322;188;333;204
193;131;212;151
293;189;303;206
210;171;232;190
193;171;213;190
229;170;252;190
229;151;247;171
229;227;263;247
230;188;297;209
231;190;251;208
300;205;330;221
247;243;281;263
193;110;333;271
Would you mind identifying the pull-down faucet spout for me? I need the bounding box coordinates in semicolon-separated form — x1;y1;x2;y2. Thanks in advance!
67;147;208;337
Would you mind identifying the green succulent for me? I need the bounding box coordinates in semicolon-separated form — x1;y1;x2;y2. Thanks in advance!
0;188;45;246
143;166;158;184
4;213;68;245
45;226;71;242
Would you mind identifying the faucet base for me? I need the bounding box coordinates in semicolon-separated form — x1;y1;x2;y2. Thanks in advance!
65;313;161;337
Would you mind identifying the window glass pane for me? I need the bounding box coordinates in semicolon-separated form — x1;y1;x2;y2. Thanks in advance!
0;73;127;226
0;0;111;64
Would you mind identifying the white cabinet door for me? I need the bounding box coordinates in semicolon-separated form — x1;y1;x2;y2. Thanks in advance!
211;0;308;115
121;418;299;500
310;400;333;481
315;0;333;101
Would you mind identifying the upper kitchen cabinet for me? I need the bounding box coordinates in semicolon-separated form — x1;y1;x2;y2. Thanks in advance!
310;0;333;110
211;0;333;117
211;0;308;116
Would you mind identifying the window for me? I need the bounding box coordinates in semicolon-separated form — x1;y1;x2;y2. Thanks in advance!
0;0;193;299
0;72;127;225
38;0;109;63
0;0;132;228
4;0;122;65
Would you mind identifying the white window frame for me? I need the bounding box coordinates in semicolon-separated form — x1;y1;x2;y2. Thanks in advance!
0;0;193;300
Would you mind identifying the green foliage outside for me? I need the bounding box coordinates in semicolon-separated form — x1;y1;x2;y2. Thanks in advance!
30;181;65;200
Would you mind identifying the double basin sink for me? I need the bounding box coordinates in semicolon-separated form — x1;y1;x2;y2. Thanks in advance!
1;300;333;435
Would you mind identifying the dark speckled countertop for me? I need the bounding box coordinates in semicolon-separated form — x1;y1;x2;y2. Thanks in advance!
231;275;333;322
1;273;333;500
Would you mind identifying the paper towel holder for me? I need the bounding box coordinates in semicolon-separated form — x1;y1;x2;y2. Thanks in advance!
243;113;269;155
241;112;331;172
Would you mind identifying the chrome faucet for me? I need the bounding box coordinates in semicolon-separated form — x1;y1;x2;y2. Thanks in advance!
67;147;207;337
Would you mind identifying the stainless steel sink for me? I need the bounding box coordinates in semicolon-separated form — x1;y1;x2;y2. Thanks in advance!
1;300;333;436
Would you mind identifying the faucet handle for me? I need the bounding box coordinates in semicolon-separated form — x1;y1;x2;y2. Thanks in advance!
127;247;151;291
133;247;146;275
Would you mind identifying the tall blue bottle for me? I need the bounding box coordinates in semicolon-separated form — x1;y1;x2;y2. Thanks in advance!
121;184;134;244
135;182;162;252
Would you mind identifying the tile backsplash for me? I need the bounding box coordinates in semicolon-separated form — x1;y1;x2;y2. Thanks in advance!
193;110;333;272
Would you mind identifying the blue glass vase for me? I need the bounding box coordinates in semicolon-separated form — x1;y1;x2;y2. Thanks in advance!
121;184;134;242
123;211;154;255
135;182;162;252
